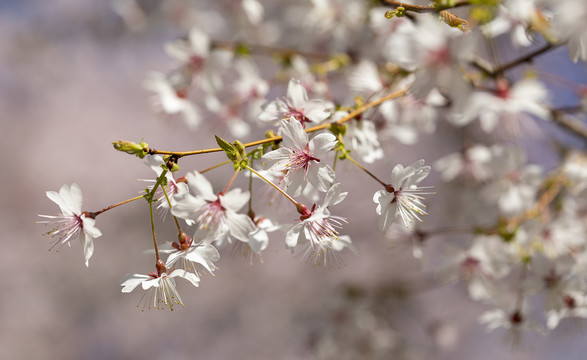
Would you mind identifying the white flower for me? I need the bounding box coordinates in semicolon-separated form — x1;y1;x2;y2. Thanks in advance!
233;216;283;265
262;118;337;196
378;88;443;145
165;28;210;65
481;146;542;216
242;0;264;25
400;16;475;99
452;78;550;134
373;160;432;232
342;118;383;164
434;144;493;182
439;235;517;301
551;0;587;62
38;183;102;267
120;264;199;311
286;183;358;267
161;234;220;277
171;171;256;247
143;71;201;129
482;0;543;47
258;78;333;127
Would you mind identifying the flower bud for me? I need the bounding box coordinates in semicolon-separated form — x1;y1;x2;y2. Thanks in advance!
113;140;149;159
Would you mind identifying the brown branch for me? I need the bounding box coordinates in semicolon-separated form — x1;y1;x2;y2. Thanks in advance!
492;43;564;76
380;0;471;13
551;110;587;141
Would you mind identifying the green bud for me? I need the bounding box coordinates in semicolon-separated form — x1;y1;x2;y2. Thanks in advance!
329;122;347;138
233;140;246;159
113;140;149;159
215;135;238;161
235;43;251;56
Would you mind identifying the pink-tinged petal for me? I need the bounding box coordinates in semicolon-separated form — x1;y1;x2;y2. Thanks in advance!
308;163;335;193
170;193;207;220
262;147;293;165
221;188;250;212
304;100;333;123
286;169;306;197
323;183;347;208
186;171;216;201
185;242;220;274
286;223;304;248
280;118;307;149
308;133;337;157
46;191;73;216
373;190;390;215
403;160;431;188
165;251;182;268
120;273;150;293
80;232;94;267
188;28;210;58
248;228;269;253
225;211;256;243
81;216;102;239
286;78;309;110
63;184;83;215
378;201;397;232
141;277;161;290
333;235;359;254
170;269;200;287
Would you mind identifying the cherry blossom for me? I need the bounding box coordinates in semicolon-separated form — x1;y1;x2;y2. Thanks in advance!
259;78;334;127
120;261;199;311
171;171;256;247
262;118;337;196
286;183;358;267
38;183;102;267
373;160;432;232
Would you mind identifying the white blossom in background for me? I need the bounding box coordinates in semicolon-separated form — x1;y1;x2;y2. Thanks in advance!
204;95;251;137
394;15;475;99
144;71;201;129
481;146;542;216
286;183;358;267
346;60;386;98
479;297;543;343
452;78;550;134
259;78;334;127
171;171;256;247
262;118;337;196
120;267;199;311
241;0;264;26
233;57;269;120
434;144;494;182
550;0;587;62
378;87;443;145
38;184;102;267
294;0;366;50
164;27;233;94
482;0;545;47
373;160;432;232
284;55;328;96
563;150;587;193
439;235;517;301
342;118;383;164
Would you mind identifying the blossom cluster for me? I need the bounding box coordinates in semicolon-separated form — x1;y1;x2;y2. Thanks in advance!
39;0;587;349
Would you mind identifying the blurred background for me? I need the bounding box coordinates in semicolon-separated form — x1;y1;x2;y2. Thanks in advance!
3;1;587;359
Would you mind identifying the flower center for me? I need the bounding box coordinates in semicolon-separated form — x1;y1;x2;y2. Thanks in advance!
196;197;225;230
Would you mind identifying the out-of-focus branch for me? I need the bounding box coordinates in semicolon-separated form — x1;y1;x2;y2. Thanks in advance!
492;43;564;75
551;110;587;141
